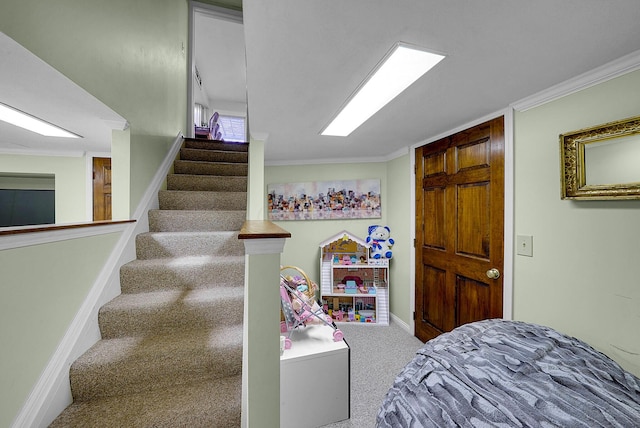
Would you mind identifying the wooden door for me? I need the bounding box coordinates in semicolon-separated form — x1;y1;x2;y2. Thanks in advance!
415;117;504;342
93;157;112;221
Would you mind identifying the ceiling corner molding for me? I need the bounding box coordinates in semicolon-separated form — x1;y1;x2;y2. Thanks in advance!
265;154;393;167
191;1;243;24
0;147;85;158
512;48;640;112
249;131;269;142
384;146;410;162
102;119;129;131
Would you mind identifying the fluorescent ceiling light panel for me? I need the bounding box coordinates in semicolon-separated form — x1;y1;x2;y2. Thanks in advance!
321;43;445;137
0;102;81;138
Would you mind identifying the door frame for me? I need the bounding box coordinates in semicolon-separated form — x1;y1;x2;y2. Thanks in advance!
187;1;243;139
85;152;111;221
409;107;514;335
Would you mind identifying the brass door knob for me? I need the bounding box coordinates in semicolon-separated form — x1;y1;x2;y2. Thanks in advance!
486;268;500;279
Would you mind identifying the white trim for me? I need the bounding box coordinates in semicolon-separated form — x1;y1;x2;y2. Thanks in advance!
265;148;409;167
102;118;129;131
85;152;112;222
249;131;269;143
390;312;411;333
188;1;243;138
0;222;128;251
502;108;514;320
0;147;85;157
410;108;509;151
409;145;416;336
408;108;515;334
242;238;287;255
192;1;242;23
12;133;184;428
512;48;640;112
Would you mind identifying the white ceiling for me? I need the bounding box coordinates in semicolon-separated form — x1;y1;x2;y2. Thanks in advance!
195;11;246;110
0;32;126;157
242;0;640;164
4;2;640;165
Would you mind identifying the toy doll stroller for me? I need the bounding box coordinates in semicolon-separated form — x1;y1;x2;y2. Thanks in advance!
280;265;343;349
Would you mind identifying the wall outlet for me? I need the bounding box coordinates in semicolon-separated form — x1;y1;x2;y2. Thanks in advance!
516;235;533;257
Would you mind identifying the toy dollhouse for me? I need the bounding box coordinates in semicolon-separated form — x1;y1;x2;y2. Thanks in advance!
319;231;389;325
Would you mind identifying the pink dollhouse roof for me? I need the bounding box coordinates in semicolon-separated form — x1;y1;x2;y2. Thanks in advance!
318;230;369;249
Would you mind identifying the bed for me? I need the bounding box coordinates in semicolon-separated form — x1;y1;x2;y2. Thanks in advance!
377;319;640;427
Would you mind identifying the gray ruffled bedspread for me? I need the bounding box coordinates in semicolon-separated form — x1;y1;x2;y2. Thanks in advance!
377;319;640;427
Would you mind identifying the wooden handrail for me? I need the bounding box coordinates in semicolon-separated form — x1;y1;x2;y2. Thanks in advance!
238;220;291;240
0;220;135;236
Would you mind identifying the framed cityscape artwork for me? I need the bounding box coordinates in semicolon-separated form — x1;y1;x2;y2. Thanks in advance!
267;179;381;221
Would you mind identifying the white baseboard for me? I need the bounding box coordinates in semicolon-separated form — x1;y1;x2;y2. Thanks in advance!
12;133;183;428
390;312;411;334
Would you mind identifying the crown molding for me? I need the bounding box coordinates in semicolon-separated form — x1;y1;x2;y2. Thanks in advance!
512;48;640;112
249;131;269;142
102;119;129;130
264;146;409;167
0;147;85;157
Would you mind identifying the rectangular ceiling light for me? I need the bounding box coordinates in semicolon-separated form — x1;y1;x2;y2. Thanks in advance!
0;102;81;138
321;42;445;137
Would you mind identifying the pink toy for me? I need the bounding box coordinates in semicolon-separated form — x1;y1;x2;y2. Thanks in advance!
280;266;343;348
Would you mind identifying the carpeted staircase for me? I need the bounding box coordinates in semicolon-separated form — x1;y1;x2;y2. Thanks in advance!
50;138;248;427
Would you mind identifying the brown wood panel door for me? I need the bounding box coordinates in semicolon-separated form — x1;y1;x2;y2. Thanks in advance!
93;157;112;221
415;117;504;342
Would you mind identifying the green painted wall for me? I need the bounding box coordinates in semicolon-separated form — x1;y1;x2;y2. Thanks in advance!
247;138;265;219
385;153;412;324
513;69;640;377
0;1;189;424
0;233;121;428
0;154;87;223
243;251;281;427
1;0;188;216
266;157;414;326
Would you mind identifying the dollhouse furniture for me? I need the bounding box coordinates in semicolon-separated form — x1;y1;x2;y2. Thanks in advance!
319;231;390;325
280;324;350;427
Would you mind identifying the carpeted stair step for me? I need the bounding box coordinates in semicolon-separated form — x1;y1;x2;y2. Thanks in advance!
98;287;244;339
69;325;243;401
174;160;248;177
180;147;248;164
50;374;242;427
167;174;247;192
135;231;244;259
119;255;245;294
158;190;247;211
184;138;248;153
50;136;248;427
148;209;246;232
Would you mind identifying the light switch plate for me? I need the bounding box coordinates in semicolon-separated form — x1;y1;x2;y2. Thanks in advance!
516;235;533;257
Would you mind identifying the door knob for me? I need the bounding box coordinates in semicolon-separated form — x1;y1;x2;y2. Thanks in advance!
486;268;500;279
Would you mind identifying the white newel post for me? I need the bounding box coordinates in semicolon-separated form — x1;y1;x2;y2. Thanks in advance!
239;222;290;428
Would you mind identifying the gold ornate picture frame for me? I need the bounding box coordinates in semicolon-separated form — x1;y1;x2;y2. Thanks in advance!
560;115;640;200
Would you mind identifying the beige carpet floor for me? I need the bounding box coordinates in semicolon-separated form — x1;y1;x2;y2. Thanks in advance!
320;321;424;427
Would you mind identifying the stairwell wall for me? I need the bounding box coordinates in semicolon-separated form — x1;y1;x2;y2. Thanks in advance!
0;233;122;428
0;1;189;426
